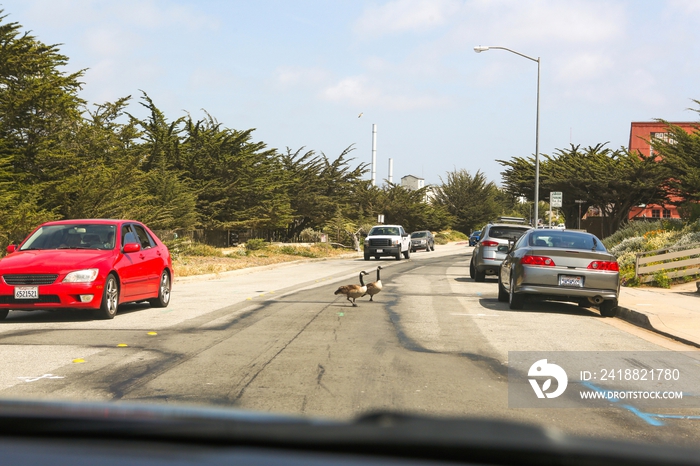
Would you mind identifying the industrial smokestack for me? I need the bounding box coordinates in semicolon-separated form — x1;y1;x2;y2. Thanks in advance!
388;158;393;184
371;123;377;186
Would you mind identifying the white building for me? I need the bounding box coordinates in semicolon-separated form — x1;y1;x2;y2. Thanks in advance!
400;174;424;191
400;175;434;203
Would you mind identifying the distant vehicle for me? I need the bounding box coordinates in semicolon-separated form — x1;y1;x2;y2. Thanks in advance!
364;225;411;260
469;231;481;246
410;230;434;252
555;223;566;230
0;219;172;320
470;217;532;282
498;229;620;316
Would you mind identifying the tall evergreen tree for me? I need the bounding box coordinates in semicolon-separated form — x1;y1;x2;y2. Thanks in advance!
433;169;503;234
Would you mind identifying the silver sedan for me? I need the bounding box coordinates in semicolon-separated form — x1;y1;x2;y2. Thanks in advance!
498;229;620;316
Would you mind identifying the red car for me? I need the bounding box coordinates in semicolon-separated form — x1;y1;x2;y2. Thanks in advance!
0;219;173;320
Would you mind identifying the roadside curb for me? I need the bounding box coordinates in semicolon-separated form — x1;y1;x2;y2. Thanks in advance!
616;306;700;350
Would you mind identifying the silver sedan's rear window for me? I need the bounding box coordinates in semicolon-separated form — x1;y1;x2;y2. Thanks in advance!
529;231;606;251
487;227;530;240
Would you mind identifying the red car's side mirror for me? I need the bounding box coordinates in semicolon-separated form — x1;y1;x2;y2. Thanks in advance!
123;243;141;253
6;244;16;253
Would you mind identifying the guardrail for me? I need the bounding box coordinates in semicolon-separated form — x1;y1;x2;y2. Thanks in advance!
635;242;700;283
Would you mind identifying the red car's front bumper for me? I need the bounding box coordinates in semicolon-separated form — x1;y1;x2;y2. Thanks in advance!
0;281;105;311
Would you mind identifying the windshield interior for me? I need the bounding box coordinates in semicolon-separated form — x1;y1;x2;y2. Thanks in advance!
2;1;700;458
20;224;117;250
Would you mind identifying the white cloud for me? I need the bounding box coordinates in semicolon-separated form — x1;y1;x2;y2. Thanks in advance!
467;0;625;45
24;0;219;32
274;66;330;88
188;68;239;91
667;0;700;14
322;76;447;110
82;26;139;57
555;52;614;83
354;0;461;36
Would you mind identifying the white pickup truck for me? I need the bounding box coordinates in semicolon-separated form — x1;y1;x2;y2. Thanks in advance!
363;224;411;261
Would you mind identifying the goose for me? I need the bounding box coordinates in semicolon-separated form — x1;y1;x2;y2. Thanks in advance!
334;271;369;307
364;266;383;301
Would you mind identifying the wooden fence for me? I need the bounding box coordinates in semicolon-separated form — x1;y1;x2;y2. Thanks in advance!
635;242;700;283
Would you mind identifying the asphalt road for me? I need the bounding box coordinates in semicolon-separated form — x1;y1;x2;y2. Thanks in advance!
1;243;700;448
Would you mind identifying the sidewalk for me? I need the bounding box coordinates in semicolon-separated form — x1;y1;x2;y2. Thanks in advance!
617;281;700;348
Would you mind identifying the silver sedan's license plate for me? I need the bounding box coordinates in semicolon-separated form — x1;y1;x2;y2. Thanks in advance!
376;249;383;253
559;275;583;287
14;286;39;299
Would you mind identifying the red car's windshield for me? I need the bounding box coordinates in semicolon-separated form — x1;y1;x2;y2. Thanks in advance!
20;224;117;251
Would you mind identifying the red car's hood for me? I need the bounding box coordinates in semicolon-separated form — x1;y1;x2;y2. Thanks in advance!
0;249;116;275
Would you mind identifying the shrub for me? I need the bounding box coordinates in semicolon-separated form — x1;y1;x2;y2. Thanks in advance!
604;221;661;249
165;239;223;257
644;230;683;252
435;230;468;244
609;236;645;258
245;238;268;251
299;228;324;242
277;245;317;258
674;231;700;247
652;270;671;289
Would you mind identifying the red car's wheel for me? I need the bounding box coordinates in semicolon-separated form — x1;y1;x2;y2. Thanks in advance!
95;274;119;320
149;270;171;308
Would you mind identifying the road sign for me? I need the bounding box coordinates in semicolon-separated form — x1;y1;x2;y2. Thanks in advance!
550;192;563;208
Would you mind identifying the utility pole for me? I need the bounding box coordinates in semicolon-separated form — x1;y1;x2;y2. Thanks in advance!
575;200;586;230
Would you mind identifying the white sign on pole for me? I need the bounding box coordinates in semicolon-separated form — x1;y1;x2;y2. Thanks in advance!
378;214;385;224
550;192;563;208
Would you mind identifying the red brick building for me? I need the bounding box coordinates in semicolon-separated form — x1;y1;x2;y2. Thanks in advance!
627;121;698;220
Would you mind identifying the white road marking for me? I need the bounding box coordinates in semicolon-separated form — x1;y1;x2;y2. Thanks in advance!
18;374;65;383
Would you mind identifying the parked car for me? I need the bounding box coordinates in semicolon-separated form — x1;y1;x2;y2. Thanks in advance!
363;225;411;260
497;229;620;316
410;230;434;252
0;219;173;320
470;217;532;282
468;231;481;246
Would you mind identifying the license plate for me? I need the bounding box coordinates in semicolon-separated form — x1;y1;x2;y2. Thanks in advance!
14;286;39;299
376;249;383;253
559;275;583;287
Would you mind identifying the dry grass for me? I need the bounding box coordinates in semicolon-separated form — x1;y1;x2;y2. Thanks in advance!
171;244;356;278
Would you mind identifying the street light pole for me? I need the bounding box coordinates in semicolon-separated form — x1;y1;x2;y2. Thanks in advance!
474;45;540;227
575;199;586;230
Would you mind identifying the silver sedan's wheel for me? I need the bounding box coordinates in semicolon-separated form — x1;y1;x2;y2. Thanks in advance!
509;275;524;310
149;270;171;308
599;300;618;317
96;274;119;320
497;274;509;302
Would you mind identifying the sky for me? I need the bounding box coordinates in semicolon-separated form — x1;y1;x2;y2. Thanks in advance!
2;0;699;187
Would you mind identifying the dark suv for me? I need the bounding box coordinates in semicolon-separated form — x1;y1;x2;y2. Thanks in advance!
470;217;532;282
410;230;434;252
